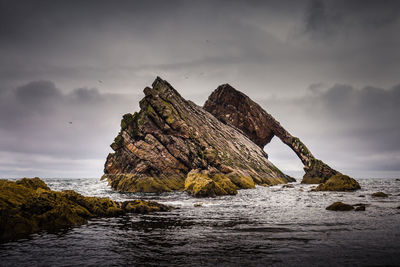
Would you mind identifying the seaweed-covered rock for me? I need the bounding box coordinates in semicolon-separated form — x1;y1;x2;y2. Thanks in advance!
371;192;388;198
326;202;354;211
184;169;239;197
203;84;351;185
0;178;170;242
121;200;171;214
15;177;50;190
312;174;361;191
103;77;294;195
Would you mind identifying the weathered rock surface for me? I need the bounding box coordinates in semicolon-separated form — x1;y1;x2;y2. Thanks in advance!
0;178;170;242
371;192;388;198
326;202;354;211
312;174;361;192
103;77;294;196
203;84;351;186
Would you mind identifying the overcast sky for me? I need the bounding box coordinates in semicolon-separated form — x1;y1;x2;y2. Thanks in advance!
0;0;399;178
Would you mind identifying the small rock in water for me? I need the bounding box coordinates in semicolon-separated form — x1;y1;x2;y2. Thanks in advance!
371;192;388;198
326;202;354;211
282;184;294;188
355;205;366;211
358;195;365;197
194;202;203;207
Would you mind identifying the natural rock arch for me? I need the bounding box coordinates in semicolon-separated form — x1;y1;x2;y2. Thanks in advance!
203;84;339;184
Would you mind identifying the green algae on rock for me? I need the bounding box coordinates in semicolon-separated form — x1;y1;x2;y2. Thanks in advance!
312;174;361;192
0;178;171;242
326;202;354;211
103;77;294;196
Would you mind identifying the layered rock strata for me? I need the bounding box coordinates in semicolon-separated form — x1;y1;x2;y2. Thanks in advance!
203;84;358;188
103;77;295;196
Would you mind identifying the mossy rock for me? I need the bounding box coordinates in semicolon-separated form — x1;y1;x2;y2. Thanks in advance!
371;192;388;198
313;174;361;191
326;202;354;211
301;176;324;184
104;174;185;193
184;169;239;197
15;177;50;190
121;200;170;214
0;178;171;242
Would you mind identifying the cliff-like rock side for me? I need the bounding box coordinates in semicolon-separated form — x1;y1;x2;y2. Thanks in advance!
203;84;359;190
103;77;294;196
0;178;170;242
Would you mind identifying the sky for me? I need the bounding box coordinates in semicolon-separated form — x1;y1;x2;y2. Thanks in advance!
0;0;399;178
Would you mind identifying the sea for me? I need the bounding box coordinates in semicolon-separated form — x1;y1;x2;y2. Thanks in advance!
0;178;399;266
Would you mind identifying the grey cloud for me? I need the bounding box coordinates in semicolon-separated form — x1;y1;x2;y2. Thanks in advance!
260;83;400;177
0;80;141;177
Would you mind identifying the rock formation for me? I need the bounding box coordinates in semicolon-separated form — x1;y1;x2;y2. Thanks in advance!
103;77;295;196
0;178;170;242
326;202;355;211
312;174;361;191
371;192;388;198
204;84;358;188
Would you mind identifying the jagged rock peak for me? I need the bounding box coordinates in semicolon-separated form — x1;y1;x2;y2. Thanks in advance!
103;77;295;196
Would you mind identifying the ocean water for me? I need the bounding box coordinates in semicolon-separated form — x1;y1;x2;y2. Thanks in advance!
1;178;399;266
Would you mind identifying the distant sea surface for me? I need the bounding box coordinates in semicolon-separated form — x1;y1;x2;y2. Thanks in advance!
1;178;399;266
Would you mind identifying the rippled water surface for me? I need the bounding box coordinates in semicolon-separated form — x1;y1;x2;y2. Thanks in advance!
1;178;400;266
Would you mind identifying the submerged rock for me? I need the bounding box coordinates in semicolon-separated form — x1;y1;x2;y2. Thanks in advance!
121;200;170;214
203;84;356;188
326;202;354;211
312;174;361;192
354;205;366;211
0;178;170;242
103;77;294;196
371;192;388;198
282;184;295;188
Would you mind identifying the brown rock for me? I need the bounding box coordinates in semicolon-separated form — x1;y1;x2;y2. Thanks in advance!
326;202;354;211
203;84;351;186
371;192;388;198
103;77;294;194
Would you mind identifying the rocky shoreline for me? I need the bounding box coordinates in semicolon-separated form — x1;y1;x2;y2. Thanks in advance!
0;177;170;242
